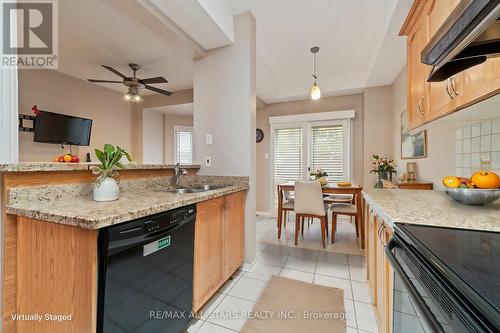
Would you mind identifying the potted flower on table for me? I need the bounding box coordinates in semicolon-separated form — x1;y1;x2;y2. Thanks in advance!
370;155;397;188
310;169;329;186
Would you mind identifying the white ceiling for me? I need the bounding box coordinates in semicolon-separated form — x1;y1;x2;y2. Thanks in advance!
57;0;412;104
57;0;198;95
223;0;412;103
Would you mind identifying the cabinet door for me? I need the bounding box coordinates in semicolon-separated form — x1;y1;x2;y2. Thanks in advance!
223;191;245;278
193;196;225;312
427;0;460;39
375;218;387;332
408;14;429;129
456;57;500;109
367;212;377;303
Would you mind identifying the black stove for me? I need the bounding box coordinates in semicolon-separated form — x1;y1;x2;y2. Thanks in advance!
387;223;500;333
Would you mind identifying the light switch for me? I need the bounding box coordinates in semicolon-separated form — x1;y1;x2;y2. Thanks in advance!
206;134;212;145
205;156;212;167
264;153;269;159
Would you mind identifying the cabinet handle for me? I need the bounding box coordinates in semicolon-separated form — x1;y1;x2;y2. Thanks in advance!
417;97;424;116
445;79;454;99
450;77;459;96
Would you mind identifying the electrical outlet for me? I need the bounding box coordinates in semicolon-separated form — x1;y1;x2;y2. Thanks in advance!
205;156;212;167
206;134;212;145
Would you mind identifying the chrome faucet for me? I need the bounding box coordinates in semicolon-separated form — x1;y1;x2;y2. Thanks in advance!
174;163;188;187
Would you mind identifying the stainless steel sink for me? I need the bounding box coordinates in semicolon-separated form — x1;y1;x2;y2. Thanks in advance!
162;185;224;194
190;184;223;191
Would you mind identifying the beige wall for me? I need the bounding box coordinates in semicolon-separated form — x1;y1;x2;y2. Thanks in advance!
391;67;455;188
142;110;165;164
256;93;364;213
164;114;194;164
18;70;133;162
363;86;394;186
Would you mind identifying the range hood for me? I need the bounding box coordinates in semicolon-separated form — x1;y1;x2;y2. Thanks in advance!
422;0;500;82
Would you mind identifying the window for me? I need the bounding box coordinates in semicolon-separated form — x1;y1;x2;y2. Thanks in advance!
273;127;303;184
310;125;345;181
174;126;193;164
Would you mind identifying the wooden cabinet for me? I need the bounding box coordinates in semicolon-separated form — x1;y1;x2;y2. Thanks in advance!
365;205;394;333
193;191;246;312
224;191;245;277
193;196;225;312
407;12;429;129
401;0;500;130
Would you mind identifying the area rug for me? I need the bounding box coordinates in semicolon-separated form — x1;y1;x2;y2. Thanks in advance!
240;276;346;333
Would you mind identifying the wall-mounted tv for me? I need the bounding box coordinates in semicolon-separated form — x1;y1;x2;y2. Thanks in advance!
34;111;92;146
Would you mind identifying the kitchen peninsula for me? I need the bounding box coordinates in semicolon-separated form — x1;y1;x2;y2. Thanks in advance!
0;163;249;333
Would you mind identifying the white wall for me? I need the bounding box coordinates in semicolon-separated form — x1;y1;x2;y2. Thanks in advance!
391;67;455;188
193;13;256;265
142;110;165;164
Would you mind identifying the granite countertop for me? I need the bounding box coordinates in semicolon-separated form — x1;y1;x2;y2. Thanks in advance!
7;184;248;229
363;189;500;232
0;162;201;172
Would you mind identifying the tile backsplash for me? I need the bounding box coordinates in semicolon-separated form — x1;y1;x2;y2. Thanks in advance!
455;117;500;177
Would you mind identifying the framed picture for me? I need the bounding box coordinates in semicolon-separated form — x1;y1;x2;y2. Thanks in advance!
401;111;427;159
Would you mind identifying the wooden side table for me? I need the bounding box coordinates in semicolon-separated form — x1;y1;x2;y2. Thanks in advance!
398;181;433;190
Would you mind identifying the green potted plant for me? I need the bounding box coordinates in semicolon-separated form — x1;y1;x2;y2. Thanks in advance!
310;169;329;186
370;155;397;188
92;144;132;201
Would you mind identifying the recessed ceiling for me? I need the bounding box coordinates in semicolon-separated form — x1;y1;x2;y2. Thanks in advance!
57;0;198;95
223;0;412;103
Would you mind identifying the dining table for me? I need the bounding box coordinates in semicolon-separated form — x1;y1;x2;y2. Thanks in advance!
277;182;365;249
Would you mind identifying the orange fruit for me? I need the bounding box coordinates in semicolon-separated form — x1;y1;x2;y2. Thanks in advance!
471;171;500;189
63;154;72;163
442;176;461;188
52;156;59;162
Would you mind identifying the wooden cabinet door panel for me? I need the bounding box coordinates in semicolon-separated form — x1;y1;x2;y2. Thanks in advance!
408;14;429;129
224;191;245;278
367;212;377;303
427;0;460;39
193;196;225;311
375;218;387;333
456;57;500;109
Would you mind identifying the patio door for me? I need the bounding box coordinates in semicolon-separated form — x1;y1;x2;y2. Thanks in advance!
270;119;351;211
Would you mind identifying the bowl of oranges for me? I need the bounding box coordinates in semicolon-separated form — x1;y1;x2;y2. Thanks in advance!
443;171;500;205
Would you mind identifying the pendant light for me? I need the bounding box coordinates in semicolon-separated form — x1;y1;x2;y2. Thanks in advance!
310;46;321;100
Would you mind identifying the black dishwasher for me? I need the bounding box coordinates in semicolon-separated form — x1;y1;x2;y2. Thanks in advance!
97;205;196;333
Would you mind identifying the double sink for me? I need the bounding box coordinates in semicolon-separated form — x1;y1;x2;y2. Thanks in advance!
164;184;224;194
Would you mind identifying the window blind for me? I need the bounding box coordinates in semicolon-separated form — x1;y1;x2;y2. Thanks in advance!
273;127;303;183
310;125;344;181
175;129;193;164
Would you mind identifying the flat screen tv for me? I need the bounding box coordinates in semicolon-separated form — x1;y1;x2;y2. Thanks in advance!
34;111;92;146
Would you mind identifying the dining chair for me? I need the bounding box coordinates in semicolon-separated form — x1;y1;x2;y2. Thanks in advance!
294;181;330;248
330;196;359;243
277;186;295;239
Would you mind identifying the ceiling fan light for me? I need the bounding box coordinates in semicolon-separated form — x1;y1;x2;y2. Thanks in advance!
310;82;321;100
124;93;132;101
133;94;142;102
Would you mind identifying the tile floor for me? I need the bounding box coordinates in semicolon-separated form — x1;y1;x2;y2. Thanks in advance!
186;215;379;333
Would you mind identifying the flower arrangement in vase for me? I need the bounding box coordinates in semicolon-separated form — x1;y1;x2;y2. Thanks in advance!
92;144;132;202
370;155;397;188
310;169;329;186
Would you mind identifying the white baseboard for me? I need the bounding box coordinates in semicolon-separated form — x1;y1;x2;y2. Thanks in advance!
256;211;271;216
240;258;257;272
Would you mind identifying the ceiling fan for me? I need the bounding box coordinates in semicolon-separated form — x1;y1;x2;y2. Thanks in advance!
87;63;172;102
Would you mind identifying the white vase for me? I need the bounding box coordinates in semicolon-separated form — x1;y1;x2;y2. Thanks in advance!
93;177;120;202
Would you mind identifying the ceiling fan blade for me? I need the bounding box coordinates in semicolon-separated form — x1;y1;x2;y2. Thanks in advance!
101;65;127;79
140;76;168;84
144;85;172;96
87;79;123;83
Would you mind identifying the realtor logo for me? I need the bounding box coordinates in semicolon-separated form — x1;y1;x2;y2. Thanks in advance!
1;0;58;68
